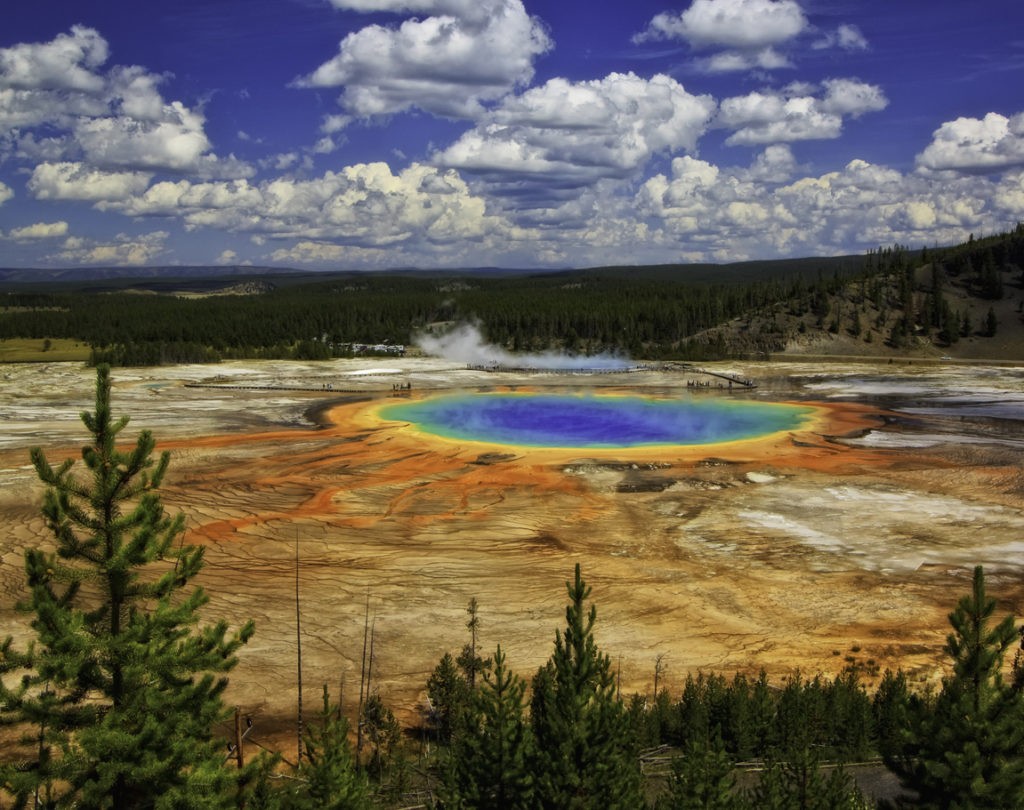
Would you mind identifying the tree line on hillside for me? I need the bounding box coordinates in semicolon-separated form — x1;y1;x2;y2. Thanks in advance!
4;368;1024;808
3;225;1021;366
870;226;1024;350
0;258;868;366
3;226;1022;367
690;223;1024;357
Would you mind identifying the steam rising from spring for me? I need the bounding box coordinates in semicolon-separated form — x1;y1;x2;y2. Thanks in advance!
414;322;635;371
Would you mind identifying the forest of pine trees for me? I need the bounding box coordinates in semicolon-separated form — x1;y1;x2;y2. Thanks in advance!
0;270;819;364
4;369;1024;808
3;224;1021;366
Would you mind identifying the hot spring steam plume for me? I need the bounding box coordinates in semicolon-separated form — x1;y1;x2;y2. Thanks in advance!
414;323;635;371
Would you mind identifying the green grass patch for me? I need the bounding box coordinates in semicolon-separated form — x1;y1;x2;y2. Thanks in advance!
0;338;90;363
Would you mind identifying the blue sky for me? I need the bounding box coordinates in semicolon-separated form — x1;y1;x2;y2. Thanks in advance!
1;0;1023;270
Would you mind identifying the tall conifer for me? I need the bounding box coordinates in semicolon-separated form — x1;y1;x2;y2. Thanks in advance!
529;564;642;809
444;644;533;810
659;733;741;810
290;685;370;810
885;565;1024;807
0;365;257;808
426;652;472;745
747;748;868;810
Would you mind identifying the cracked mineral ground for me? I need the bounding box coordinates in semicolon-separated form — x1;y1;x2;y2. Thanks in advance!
2;358;1022;746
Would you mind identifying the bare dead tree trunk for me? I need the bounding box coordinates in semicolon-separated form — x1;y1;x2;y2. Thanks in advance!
234;707;245;769
295;531;304;764
654;653;667;700
616;655;622;701
367;615;377;698
356;592;370;764
466;597;480;689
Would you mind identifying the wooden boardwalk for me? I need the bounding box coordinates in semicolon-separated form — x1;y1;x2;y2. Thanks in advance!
182;363;756;393
184;382;389;394
467;363;652;375
659;363;757;389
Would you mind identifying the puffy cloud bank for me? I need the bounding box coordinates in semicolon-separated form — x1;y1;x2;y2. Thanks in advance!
0;27;247;178
716;79;887;145
917;112;1024;174
1;8;1023;269
51;231;169;266
300;0;551;119
636;150;1024;262
435;72;715;202
634;0;869;73
636;0;807;50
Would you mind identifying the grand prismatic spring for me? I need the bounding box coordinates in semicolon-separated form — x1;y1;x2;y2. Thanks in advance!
379;393;815;448
2;358;1023;745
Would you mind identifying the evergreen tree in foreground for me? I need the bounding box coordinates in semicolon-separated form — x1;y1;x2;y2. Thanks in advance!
748;747;869;810
289;685;370;810
885;565;1024;808
443;644;534;810
658;733;742;810
0;365;258;808
426;652;473;745
530;564;643;809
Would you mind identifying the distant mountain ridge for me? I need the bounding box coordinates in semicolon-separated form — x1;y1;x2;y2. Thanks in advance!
0;253;868;288
0;265;298;283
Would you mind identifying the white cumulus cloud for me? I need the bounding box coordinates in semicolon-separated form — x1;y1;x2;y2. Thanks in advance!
28;161;153;201
717;80;887;145
51;231;169;266
635;0;807;73
216;249;241;265
0;82;106;132
701;47;793;73
326;0;499;25
812;23;869;51
6;221;69;240
0;28;248;178
637;0;807;49
0;25;107;92
73;103;211;172
636;2;869;75
98;162;523;249
820;79;887;117
434;72;716;201
269;240;348;264
636;149;1019;261
741;143;799;182
916;112;1024;173
0;180;12;205
298;0;551;119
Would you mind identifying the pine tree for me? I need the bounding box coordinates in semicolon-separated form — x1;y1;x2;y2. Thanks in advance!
289;685;371;810
427;652;473;745
938;300;959;345
749;670;776;758
979;252;1003;299
530;564;643;809
677;674;711;745
984;306;998;337
960;310;972;338
747;747;868;810
885;565;1024;807
659;733;742;810
826;668;874;761
444;644;534;810
456;597;490;689
0;365;257;808
361;693;400;779
873;669;911;762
